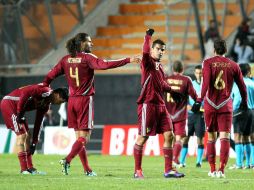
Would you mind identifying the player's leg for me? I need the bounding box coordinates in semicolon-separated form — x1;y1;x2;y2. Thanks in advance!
250;133;254;168
232;132;243;169
179;136;189;167
243;135;251;169
172;120;186;165
179;115;195;167
217;112;232;178
134;135;148;178
195;113;205;167
1;101;30;174
207;132;217;177
60;96;90;175
133;103;155;178
16;132;30;174
205;111;218;177
160;107;184;178
250;110;254;168
76;130;96;176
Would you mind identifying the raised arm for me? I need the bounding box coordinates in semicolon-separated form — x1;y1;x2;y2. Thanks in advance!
142;29;154;68
86;53;131;70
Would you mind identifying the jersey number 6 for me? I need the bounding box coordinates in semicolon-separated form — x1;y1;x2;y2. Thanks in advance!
214;70;225;90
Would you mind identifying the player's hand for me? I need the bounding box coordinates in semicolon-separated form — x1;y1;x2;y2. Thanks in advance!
146;28;155;36
130;55;141;64
191;101;202;113
30;143;37;155
239;101;248;111
16;112;26;124
170;91;184;104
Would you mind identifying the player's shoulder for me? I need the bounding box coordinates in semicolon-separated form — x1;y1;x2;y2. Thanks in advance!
82;52;98;59
35;84;53;97
184;75;193;82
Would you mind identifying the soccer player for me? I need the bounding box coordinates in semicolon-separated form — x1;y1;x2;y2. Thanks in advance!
231;63;254;169
179;65;205;168
42;33;140;176
0;84;68;174
192;39;248;178
133;29;184;179
165;60;197;167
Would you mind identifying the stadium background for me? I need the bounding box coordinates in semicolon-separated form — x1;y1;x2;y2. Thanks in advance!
0;0;254;157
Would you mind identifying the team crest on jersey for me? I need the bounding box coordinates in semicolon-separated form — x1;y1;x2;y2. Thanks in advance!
68;58;82;63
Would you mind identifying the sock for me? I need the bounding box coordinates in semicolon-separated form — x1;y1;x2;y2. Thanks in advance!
244;143;251;167
134;144;143;171
66;137;86;163
219;138;230;173
207;140;216;172
26;151;34;169
235;143;243;167
251;142;254;166
18;151;28;171
180;144;188;165
173;141;182;164
79;146;92;172
163;147;173;173
250;142;254;166
197;145;204;164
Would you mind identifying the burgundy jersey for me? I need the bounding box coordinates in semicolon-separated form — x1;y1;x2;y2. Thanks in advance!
137;35;171;105
2;84;52;143
165;74;197;122
199;55;247;112
43;53;130;96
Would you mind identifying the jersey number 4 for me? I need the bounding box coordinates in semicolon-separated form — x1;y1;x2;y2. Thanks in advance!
214;70;225;90
70;67;80;87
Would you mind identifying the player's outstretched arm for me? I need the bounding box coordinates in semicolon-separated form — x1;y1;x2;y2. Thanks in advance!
130;55;141;64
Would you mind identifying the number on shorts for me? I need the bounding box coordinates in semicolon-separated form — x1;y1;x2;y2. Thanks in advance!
214;70;225;90
70;67;79;87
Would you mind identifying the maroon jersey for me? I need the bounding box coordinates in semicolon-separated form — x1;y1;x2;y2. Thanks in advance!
137;35;171;105
165;74;197;122
43;53;130;96
199;55;247;112
2;84;52;143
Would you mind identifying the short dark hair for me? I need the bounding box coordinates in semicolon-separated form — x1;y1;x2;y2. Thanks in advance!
239;63;251;77
53;87;69;101
214;39;227;55
195;65;202;70
172;60;183;73
152;39;166;48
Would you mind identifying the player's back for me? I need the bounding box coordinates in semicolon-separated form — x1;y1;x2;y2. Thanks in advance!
203;56;242;112
60;53;94;97
165;74;196;122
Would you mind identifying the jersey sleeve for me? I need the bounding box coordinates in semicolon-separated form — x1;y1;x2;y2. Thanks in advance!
43;58;65;85
187;78;197;101
86;53;130;70
162;80;172;92
141;35;154;69
32;107;49;144
17;86;37;114
199;61;210;101
234;64;247;105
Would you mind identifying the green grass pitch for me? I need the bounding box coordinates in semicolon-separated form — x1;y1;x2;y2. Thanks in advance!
0;154;253;190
